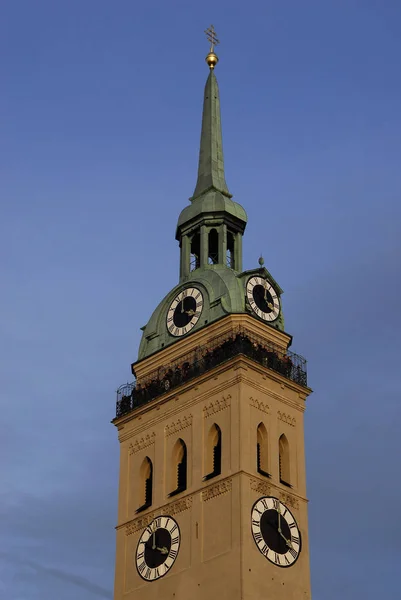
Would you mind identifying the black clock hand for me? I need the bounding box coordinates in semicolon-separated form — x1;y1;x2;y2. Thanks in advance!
277;503;283;533
276;505;293;547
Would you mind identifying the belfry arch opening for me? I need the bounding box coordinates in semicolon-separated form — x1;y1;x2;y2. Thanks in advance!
279;434;291;487
204;423;222;480
208;228;219;264
169;438;187;497
257;422;270;477
226;230;235;268
136;456;153;513
190;232;200;271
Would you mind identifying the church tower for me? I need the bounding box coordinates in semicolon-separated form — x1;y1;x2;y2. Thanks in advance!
113;27;312;600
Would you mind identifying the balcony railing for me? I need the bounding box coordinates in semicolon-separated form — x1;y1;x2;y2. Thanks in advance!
115;327;307;419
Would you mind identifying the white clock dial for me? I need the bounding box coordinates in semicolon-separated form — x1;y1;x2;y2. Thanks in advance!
251;496;301;567
136;515;181;581
246;276;280;322
167;287;204;337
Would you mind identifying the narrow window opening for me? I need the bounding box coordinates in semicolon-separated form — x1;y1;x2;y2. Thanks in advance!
257;423;270;478
208;229;219;265
204;424;221;481
169;439;187;497
226;231;235;269
136;457;153;513
279;434;291;487
190;232;200;271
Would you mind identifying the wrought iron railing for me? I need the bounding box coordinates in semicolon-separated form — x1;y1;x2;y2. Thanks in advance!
115;327;307;419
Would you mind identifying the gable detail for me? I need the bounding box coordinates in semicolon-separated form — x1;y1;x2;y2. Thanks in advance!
250;396;270;414
277;411;296;427
203;394;231;418
165;414;193;437
201;477;232;502
128;432;156;455
125;495;193;536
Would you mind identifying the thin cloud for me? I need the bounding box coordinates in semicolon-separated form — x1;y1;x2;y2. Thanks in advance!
0;552;112;599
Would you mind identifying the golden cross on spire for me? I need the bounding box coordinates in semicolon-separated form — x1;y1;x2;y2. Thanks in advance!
205;24;219;53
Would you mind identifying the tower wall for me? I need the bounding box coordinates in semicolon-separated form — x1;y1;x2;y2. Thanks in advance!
113;321;311;600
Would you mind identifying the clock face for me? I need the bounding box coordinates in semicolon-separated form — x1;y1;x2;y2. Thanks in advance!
246;276;280;322
136;516;180;581
167;287;204;337
251;496;301;567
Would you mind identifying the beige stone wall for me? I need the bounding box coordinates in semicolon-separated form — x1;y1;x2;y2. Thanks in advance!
113;317;311;599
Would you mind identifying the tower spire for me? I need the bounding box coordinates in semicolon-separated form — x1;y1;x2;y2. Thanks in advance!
191;26;231;202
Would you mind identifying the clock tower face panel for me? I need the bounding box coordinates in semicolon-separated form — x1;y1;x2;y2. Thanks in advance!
135;516;181;581
166;287;204;337
251;496;301;568
246;276;280;322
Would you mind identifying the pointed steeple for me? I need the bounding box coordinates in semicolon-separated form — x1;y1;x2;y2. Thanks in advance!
176;26;247;280
191;69;231;201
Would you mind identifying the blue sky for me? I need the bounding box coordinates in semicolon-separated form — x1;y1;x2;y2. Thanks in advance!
1;0;401;598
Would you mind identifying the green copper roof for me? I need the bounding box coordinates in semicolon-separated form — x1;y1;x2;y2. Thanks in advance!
176;68;247;238
176;189;247;232
191;70;231;201
136;53;284;362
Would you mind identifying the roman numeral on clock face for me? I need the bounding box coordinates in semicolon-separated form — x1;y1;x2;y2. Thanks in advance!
169;549;178;560
254;531;263;544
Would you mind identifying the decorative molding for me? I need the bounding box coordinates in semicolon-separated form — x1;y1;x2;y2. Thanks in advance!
250;477;271;497
203;394;231;418
161;495;193;516
128;432;155;455
165;414;192;437
202;478;232;502
125;495;193;536
279;491;300;511
250;396;270;414
250;477;300;511
277;411;296;427
126;513;156;536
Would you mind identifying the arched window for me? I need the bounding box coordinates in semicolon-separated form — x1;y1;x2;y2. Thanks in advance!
204;423;222;481
279;434;291;487
169;439;187;497
136;456;153;513
190;232;200;271
226;231;235;269
208;229;219;264
257;422;270;477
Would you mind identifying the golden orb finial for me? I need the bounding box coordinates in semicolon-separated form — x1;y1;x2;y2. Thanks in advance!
204;24;220;70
